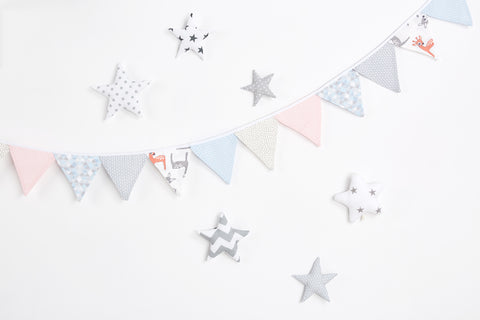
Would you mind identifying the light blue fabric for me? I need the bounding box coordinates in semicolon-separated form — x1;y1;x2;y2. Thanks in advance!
191;134;238;184
319;70;364;117
423;0;472;26
55;154;101;201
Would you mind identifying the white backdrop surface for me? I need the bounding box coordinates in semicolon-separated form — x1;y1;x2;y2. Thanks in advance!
0;0;479;319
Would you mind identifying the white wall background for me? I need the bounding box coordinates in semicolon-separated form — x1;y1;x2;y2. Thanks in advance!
0;0;479;319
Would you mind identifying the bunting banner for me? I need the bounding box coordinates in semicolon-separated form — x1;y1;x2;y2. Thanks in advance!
55;154;102;201
100;154;147;200
149;148;191;194
191;134;238;184
423;0;472;26
0;0;473;200
354;43;401;93
319;70;363;117
235;118;278;170
275;96;322;146
9;146;55;195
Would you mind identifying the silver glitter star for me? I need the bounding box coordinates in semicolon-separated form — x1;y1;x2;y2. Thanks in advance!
241;70;276;106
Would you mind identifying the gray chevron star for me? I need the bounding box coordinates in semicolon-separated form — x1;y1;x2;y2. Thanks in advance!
241;70;276;106
199;213;249;262
293;258;337;302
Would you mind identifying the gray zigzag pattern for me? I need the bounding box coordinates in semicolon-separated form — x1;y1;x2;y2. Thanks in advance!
207;241;240;259
201;227;249;244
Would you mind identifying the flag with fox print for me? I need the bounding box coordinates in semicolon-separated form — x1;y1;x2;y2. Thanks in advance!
148;148;190;194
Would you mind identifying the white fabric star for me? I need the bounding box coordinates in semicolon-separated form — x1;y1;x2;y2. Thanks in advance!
293;258;337;302
199;213;249;262
169;13;209;60
334;174;383;223
93;64;151;119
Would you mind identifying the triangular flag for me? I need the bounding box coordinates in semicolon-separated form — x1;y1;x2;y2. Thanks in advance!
390;14;437;59
423;0;472;26
100;154;147;200
55;154;102;201
354;43;401;92
0;144;9;159
9;146;55;195
319;70;364;117
148;148;190;194
275;96;322;146
235;118;278;170
191;134;238;184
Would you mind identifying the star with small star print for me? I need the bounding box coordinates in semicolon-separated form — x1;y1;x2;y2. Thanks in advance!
92;64;151;120
169;13;209;60
334;174;383;222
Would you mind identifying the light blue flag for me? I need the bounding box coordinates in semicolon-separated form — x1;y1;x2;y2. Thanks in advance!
55;154;102;201
319;70;364;117
191;134;238;184
423;0;472;26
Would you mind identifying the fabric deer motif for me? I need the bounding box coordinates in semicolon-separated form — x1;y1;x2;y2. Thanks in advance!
149;153;166;170
390;14;437;59
412;36;435;58
149;149;191;194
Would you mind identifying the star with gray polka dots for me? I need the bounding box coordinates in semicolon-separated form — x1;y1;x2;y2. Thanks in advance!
241;70;276;106
93;64;151;119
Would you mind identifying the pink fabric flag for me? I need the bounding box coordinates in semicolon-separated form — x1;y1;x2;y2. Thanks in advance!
275;95;322;146
9;146;55;195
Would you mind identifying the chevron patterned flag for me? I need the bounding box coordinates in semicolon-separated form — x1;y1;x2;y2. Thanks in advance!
199;213;249;262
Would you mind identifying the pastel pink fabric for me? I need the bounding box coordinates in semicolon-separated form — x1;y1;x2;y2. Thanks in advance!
9;146;55;195
275;95;322;146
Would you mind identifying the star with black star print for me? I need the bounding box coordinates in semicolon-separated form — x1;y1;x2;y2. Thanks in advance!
169;13;209;60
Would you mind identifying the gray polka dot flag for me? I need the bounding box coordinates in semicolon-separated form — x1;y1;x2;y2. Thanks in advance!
100;154;148;200
354;43;401;93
